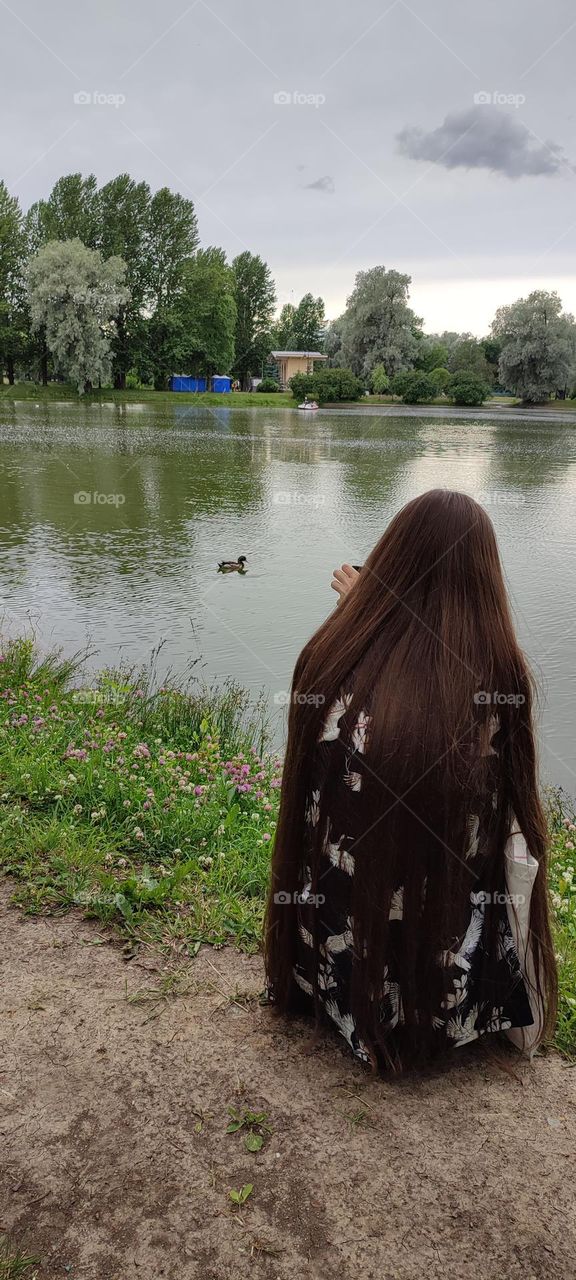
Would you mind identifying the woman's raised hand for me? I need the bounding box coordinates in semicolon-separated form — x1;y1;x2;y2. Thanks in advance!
331;563;360;603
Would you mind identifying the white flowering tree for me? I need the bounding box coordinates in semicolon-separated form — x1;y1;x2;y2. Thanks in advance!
26;238;129;393
492;290;576;403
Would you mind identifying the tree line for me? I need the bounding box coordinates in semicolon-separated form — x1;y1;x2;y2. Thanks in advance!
1;172;576;403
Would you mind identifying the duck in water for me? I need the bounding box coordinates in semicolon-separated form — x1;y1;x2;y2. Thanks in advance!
217;555;248;573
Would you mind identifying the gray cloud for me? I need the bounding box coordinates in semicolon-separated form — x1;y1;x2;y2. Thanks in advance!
397;107;572;178
3;0;576;330
304;175;336;193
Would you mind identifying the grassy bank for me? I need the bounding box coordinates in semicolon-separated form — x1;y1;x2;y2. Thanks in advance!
4;383;576;413
0;637;574;1056
0;383;295;408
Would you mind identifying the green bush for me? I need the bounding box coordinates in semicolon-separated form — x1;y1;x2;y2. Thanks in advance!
449;374;490;406
370;363;390;394
389;371;414;398
403;373;437;403
428;367;451;393
256;378;280;393
389;370;436;403
289;368;363;403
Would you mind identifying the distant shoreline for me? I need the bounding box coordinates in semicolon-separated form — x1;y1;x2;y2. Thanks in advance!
2;384;576;424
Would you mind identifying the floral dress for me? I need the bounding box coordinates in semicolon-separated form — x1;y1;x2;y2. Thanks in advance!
292;696;536;1063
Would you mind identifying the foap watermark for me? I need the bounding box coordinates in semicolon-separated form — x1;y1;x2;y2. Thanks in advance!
477;489;525;507
72;890;119;905
273;90;326;109
274;690;326;708
473;90;526;109
74;490;125;507
473;890;527;907
474;691;526;707
72;688;127;707
273;490;326;507
73;90;126;109
274;890;325;906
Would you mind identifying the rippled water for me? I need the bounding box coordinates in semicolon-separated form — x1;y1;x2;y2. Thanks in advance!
0;400;575;790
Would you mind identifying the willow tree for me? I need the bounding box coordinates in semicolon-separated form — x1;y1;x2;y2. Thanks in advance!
492;290;576;402
27;238;129;393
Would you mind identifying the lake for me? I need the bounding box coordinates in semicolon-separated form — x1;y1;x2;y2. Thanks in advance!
0;399;575;791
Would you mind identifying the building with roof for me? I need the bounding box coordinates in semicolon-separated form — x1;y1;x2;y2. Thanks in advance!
269;350;327;389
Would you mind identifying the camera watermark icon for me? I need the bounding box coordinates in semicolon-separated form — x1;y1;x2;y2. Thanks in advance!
477;489;525;507
273;491;326;507
273;90;326;108
474;691;526;706
472;890;526;907
473;90;526;109
74;491;126;507
274;691;326;708
273;890;325;905
73;90;126;108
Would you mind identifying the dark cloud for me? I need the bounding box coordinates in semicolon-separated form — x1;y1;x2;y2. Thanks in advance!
397;106;572;178
305;175;336;193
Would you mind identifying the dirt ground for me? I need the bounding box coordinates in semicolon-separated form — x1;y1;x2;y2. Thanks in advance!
1;880;575;1280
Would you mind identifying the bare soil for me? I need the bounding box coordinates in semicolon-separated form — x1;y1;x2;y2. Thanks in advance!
1;880;575;1280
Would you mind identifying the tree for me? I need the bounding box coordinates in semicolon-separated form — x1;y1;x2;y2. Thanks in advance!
324;316;345;367
232;251;276;388
27;173;99;248
414;337;449;372
178;248;236;378
137;310;184;391
492;291;576;403
448;335;493;384
480;337;502;385
0;181;27;384
292;293;325;350
370;363;390;394
448;373;490;406
340;267;422;379
145;188;199;313
390;370;414;398
27;239;129;393
271;303;297;349
96;174;151;388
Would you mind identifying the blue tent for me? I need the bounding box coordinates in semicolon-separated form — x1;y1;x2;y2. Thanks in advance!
170;376;207;393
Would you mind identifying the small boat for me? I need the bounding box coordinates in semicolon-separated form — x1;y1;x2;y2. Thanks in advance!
298;400;319;411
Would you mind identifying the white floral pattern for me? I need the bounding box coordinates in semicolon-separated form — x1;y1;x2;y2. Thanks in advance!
287;691;535;1065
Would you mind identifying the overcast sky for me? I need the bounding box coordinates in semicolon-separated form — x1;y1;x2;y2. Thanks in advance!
3;0;576;334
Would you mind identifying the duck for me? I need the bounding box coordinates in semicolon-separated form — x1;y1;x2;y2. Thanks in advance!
217;555;247;573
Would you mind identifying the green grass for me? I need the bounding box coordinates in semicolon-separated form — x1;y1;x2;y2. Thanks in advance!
4;383;576;413
0;1237;38;1280
0;636;574;1056
0;636;280;953
0;383;295;408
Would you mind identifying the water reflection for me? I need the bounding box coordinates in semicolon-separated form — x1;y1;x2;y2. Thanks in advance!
0;402;575;791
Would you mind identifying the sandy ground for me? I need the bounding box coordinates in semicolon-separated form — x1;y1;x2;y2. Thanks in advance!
1;880;575;1280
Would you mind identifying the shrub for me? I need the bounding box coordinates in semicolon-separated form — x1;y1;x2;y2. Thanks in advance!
289;368;363;403
449;374;490;406
403;373;437;403
428;367;451;393
256;378;280;393
370;363;390;395
389;371;414;398
390;371;436;403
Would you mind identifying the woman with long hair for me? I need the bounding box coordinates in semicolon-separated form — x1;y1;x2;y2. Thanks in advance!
264;489;557;1071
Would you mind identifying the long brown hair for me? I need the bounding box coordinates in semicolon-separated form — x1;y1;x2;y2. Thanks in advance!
265;489;557;1067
